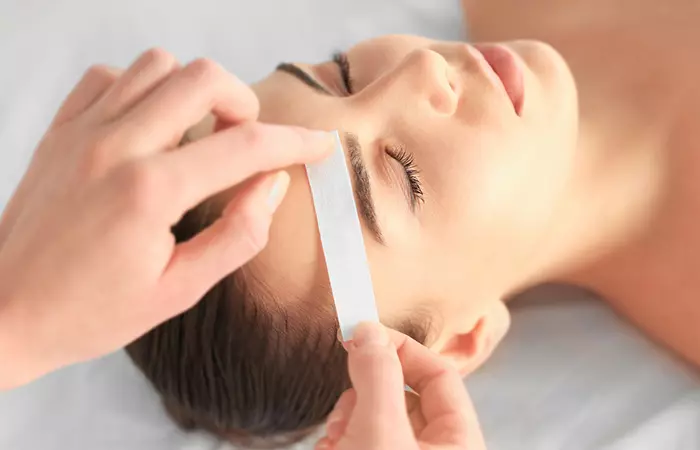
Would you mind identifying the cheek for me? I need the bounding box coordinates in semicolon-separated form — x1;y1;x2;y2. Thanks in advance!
455;129;574;266
419;131;553;272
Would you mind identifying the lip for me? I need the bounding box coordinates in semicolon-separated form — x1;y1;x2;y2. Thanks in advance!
473;44;525;116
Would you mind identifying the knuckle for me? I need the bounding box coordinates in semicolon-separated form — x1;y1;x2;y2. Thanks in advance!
118;162;165;215
78;128;121;178
84;64;117;83
238;122;269;150
140;47;177;71
90;127;120;151
185;58;223;84
444;416;471;444
355;345;398;369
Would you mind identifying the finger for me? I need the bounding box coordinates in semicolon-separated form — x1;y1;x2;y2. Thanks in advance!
387;329;477;429
117;58;260;154
98;48;179;119
154;171;289;317
325;389;356;442
405;390;427;433
51;65;122;126
151;122;333;221
346;323;414;433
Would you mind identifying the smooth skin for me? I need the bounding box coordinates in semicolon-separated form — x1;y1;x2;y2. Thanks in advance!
317;322;485;450
0;48;482;449
0;49;333;390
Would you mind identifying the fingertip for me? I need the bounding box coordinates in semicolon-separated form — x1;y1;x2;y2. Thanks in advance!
351;322;390;349
346;325;406;412
298;128;335;159
266;171;290;213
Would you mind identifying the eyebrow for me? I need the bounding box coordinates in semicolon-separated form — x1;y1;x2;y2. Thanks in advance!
344;132;385;245
276;63;332;96
275;63;385;245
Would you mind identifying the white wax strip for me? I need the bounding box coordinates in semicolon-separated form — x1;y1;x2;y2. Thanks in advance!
305;131;380;340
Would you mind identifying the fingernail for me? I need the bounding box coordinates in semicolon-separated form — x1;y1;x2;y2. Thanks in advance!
266;171;290;213
304;130;334;152
352;322;389;348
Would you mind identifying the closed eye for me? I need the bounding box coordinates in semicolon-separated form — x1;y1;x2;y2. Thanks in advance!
386;144;424;211
275;62;333;95
332;52;354;95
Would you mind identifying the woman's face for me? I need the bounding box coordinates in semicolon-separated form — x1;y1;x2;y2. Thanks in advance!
243;35;578;355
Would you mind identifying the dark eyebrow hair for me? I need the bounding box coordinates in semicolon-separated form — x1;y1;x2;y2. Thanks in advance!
275;63;332;96
344;132;384;245
273;64;384;244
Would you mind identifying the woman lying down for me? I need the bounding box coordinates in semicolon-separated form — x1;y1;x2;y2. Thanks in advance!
126;0;700;446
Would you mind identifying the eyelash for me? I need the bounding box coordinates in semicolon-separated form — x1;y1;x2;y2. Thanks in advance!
386;145;424;208
333;52;354;95
331;53;422;208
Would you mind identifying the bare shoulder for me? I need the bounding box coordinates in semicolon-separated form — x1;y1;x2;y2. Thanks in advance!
462;0;700;47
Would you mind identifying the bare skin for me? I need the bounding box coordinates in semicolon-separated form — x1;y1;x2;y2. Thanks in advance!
464;0;700;367
171;1;700;378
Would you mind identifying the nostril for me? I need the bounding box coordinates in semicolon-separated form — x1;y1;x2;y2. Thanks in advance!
407;48;458;115
427;68;458;115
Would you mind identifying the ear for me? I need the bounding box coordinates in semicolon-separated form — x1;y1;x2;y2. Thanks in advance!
431;301;510;376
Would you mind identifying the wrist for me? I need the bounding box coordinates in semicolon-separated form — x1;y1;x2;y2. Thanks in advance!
0;285;41;390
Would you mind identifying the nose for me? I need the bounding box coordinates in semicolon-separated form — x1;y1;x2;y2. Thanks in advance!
399;49;459;116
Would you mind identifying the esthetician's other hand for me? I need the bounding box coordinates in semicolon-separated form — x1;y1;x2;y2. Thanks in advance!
0;49;331;390
317;323;486;450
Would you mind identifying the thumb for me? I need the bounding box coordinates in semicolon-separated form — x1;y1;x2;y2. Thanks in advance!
345;323;414;436
156;171;289;316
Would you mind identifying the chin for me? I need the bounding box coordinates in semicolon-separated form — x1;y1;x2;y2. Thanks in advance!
505;40;577;98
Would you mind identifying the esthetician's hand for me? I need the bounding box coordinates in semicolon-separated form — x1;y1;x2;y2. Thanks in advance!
317;323;486;450
0;49;331;390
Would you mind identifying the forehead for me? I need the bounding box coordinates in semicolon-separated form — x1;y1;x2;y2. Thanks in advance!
254;72;336;129
247;164;323;301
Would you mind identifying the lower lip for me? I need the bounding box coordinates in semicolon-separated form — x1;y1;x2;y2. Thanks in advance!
474;44;525;115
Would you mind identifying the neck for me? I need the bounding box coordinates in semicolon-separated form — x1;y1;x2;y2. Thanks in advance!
468;0;699;300
507;44;676;297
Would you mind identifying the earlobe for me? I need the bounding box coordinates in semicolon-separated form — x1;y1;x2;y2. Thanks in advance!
433;301;511;376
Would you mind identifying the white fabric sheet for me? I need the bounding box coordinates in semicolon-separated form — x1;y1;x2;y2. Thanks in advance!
0;1;698;449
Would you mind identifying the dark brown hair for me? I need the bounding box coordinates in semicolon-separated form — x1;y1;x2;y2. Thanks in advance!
126;193;429;448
